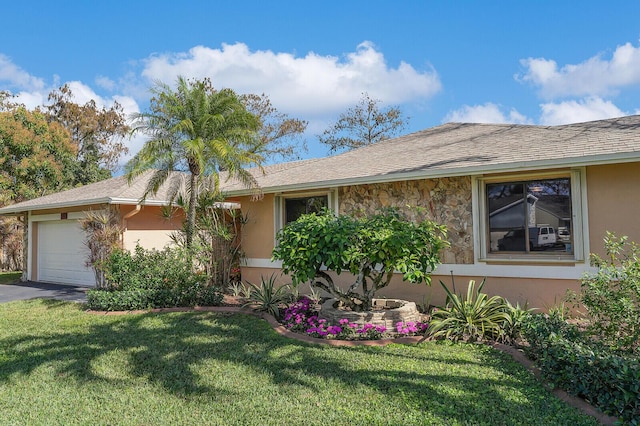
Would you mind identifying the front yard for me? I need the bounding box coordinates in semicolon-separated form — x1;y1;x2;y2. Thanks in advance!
0;300;598;425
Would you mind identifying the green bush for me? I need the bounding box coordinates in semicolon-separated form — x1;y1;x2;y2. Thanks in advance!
86;245;222;311
579;232;640;354
522;314;640;423
272;208;448;311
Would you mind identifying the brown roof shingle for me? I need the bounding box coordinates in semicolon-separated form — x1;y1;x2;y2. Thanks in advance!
2;114;639;213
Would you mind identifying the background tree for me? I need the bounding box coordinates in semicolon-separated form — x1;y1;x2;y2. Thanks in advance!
125;76;263;250
241;93;308;162
46;84;129;185
0;105;78;272
318;92;409;154
0;106;77;204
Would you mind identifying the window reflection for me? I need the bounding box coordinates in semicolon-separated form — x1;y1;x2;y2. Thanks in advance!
285;196;328;224
487;178;572;255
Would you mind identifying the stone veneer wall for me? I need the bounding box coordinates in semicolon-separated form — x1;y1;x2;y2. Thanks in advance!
338;177;473;264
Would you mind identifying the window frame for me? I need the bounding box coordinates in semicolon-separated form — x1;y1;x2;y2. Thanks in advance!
474;169;587;263
273;189;338;237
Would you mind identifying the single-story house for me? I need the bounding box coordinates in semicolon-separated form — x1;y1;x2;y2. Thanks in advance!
1;115;639;308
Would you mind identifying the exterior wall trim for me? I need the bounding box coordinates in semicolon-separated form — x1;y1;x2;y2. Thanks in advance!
243;257;595;280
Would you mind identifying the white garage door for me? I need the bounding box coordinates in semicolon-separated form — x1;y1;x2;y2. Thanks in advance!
37;221;96;286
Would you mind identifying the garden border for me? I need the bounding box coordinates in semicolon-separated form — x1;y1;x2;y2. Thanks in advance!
86;305;618;425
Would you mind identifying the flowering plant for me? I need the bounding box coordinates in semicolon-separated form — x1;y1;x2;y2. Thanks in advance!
282;297;428;340
395;321;429;336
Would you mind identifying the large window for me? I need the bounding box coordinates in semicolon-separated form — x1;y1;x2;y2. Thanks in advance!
284;195;328;224
274;192;334;236
486;177;574;256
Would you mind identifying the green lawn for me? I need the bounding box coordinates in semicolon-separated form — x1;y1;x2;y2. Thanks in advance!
0;271;21;284
0;300;599;426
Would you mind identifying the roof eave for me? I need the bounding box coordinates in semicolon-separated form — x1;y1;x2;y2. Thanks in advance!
0;196;172;216
225;151;640;196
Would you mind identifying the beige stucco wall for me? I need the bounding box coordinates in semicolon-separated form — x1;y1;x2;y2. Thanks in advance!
121;205;181;251
237;165;640;310
240;193;276;259
586;162;640;257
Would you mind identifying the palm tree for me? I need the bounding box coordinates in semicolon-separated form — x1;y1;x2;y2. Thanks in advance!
125;76;263;249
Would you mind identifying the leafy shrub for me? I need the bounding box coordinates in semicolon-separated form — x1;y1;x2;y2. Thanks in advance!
501;300;536;344
272;208;448;311
86;244;222;311
86;284;222;311
522;314;640;423
244;274;291;318
428;279;511;342
579;232;640;354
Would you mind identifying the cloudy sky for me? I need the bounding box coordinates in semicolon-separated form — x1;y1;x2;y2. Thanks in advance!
2;1;640;162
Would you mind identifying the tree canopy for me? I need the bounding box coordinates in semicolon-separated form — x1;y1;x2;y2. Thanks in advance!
45;84;129;185
318;93;409;154
241;93;308;162
0;106;77;205
125;76;264;249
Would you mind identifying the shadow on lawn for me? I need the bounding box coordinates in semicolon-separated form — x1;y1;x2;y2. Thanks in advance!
0;300;591;424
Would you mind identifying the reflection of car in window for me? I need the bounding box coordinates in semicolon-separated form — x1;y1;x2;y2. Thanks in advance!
557;227;571;243
498;226;557;251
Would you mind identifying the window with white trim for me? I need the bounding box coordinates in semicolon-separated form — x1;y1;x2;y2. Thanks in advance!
274;190;337;234
478;170;584;261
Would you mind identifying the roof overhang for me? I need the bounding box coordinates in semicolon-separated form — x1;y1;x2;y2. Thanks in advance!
0;197;172;216
225;151;640;197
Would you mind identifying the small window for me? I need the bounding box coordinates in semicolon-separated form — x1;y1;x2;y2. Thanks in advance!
284;196;328;224
487;177;573;256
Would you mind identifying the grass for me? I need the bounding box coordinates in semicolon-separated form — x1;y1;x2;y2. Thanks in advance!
0;300;599;426
0;271;21;284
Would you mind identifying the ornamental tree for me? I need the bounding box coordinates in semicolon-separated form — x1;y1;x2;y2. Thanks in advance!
272;208;448;311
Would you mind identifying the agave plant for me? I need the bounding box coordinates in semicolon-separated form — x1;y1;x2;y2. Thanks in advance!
244;274;291;318
429;279;511;342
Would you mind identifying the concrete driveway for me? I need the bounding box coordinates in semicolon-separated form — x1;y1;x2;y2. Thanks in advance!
0;281;88;304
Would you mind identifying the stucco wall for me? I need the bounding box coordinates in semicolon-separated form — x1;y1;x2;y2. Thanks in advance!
121;205;181;251
240;193;275;259
338;177;474;264
586;162;640;257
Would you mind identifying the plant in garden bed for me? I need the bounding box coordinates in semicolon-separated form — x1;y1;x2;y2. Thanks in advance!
244;274;291;318
281;296;428;340
575;232;640;355
428;279;517;343
86;244;222;311
272;208;448;312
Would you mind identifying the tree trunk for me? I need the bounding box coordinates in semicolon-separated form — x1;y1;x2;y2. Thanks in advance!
186;171;199;250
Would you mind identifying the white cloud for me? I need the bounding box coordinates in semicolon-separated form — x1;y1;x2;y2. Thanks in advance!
518;42;640;99
96;75;116;91
444;103;531;124
140;41;442;117
0;54;46;92
539;97;626;125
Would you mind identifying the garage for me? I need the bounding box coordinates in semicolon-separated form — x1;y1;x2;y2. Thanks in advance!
37;220;96;286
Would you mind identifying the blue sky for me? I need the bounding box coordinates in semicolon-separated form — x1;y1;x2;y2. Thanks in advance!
2;1;640;163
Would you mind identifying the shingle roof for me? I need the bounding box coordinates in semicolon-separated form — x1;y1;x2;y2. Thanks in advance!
223;114;640;194
0;170;178;214
2;114;639;214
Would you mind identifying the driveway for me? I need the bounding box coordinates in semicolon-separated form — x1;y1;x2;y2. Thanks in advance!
0;281;88;303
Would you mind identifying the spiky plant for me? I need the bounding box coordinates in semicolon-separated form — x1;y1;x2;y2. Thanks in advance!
429;279;511;342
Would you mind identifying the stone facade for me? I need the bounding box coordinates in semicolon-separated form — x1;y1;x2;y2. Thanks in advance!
320;298;421;330
338;177;474;264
